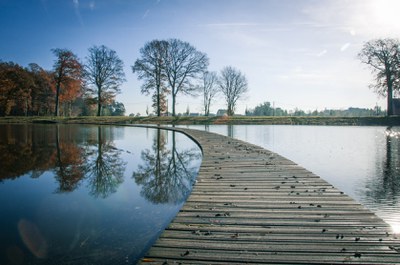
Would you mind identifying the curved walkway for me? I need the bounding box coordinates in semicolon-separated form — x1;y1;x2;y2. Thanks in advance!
139;128;400;264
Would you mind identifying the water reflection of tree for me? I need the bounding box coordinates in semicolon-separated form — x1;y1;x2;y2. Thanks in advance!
0;124;126;198
227;124;234;138
54;125;85;192
133;129;201;204
364;127;400;203
82;126;126;198
0;124;55;181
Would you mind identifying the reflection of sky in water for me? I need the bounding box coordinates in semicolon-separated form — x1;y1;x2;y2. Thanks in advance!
0;125;201;265
182;125;400;234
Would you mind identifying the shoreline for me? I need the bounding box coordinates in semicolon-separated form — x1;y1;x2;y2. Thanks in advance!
0;115;399;126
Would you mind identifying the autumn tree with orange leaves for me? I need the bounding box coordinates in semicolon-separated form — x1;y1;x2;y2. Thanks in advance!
27;63;55;115
0;47;128;117
51;48;83;116
0;62;34;116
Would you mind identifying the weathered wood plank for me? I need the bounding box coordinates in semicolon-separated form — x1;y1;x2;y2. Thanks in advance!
153;238;398;254
160;229;400;244
143;247;400;264
138;128;400;264
166;223;393;237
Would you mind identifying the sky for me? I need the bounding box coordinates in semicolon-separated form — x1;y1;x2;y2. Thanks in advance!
1;0;400;115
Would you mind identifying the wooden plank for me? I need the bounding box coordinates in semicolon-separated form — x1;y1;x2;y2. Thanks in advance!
160;230;400;244
152;238;398;254
143;247;400;264
137;127;400;264
166;223;393;237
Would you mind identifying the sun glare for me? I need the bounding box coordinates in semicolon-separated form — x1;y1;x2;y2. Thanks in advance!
370;0;400;28
391;223;400;235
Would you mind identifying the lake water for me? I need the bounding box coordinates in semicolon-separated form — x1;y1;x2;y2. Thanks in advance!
180;125;400;234
0;124;201;265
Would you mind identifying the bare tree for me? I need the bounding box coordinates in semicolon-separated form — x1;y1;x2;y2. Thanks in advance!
358;39;400;116
51;49;82;117
132;40;169;117
199;71;218;116
218;66;248;116
84;45;126;116
164;39;209;116
133;129;201;204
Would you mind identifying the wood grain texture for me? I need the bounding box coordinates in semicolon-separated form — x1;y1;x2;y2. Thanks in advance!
138;128;400;264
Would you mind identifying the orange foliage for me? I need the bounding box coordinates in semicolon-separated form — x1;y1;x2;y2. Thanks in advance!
0;62;33;115
51;49;83;116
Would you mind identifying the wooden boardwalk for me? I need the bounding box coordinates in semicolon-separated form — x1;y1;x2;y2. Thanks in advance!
139;128;400;264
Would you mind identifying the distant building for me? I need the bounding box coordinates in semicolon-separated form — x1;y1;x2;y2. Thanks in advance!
216;109;227;116
393;98;400;115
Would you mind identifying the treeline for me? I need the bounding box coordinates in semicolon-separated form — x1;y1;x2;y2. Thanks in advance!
0;38;249;118
0;45;126;117
2;37;399;117
132;38;248;116
246;101;384;117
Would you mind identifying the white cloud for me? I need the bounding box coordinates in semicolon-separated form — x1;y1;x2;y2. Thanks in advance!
340;43;350;52
317;49;327;57
72;0;83;26
89;1;95;10
143;9;150;19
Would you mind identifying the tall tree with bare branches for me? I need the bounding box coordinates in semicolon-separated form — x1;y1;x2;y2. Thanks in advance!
84;45;126;116
358;38;400;116
132;40;169;117
199;71;218;116
218;66;248;116
163;39;209;116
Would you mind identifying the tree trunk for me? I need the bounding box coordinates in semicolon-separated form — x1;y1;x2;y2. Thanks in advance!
68;102;72;117
157;85;161;117
97;86;102;116
172;94;176;116
227;103;234;116
97;102;102;116
206;98;212;116
25;99;28;116
387;88;393;116
55;84;60;116
204;94;208;116
387;74;393;116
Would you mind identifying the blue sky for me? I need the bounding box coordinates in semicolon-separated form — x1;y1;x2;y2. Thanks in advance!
1;0;400;115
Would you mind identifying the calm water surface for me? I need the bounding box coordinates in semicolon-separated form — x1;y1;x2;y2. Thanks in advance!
0;124;201;265
182;125;400;233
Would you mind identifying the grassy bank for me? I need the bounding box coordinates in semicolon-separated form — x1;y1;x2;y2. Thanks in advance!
0;115;399;126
